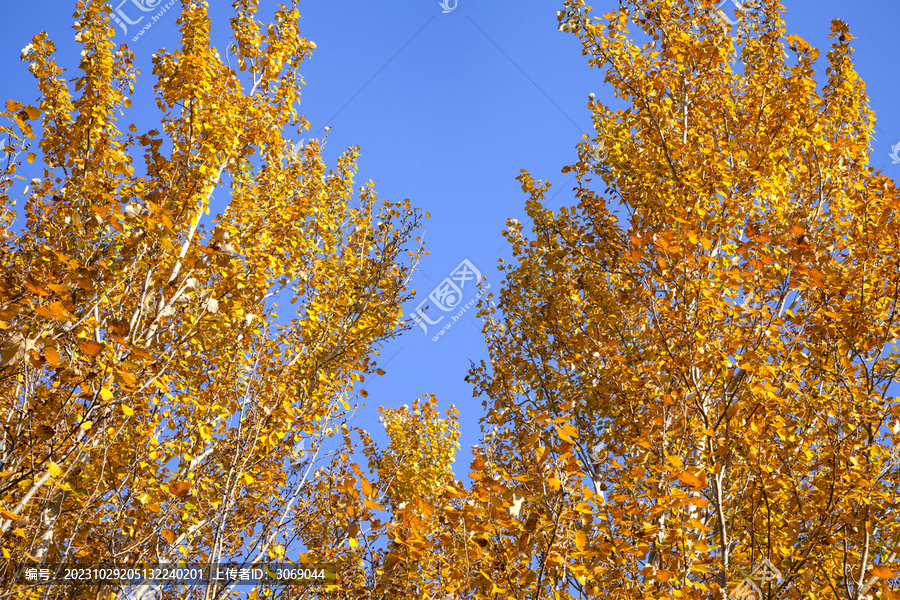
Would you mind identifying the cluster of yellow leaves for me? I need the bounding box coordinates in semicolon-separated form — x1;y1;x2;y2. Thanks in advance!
457;0;900;598
297;2;900;598
374;394;459;508
0;1;423;598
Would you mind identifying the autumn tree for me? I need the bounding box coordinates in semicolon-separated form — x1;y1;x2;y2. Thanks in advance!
304;395;462;599
462;0;900;598
0;1;423;598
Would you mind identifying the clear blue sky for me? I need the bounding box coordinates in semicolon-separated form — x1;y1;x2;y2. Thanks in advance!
2;0;899;479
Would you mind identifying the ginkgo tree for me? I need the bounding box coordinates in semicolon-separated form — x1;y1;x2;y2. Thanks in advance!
460;0;900;598
0;1;424;598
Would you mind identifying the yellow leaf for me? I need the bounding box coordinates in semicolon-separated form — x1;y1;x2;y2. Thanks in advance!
47;461;62;477
556;423;579;442
26;152;35;164
575;530;586;551
100;387;113;401
121;404;134;416
667;454;684;469
146;503;161;513
348;537;358;547
0;507;21;521
161;528;176;543
688;495;710;508
362;497;385;511
656;569;672;583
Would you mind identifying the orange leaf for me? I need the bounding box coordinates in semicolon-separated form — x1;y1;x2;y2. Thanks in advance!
688;495;710;508
169;481;192;497
677;471;704;488
114;369;138;388
44;346;61;366
78;340;105;358
24;281;51;297
870;565;898;579
34;301;74;321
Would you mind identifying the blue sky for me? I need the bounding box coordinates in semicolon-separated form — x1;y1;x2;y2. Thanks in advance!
2;0;900;479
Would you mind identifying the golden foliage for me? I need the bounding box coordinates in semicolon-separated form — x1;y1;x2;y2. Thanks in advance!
0;1;423;598
459;0;900;598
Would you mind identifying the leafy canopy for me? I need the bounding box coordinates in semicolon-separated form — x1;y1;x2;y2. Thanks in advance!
0;1;423;598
